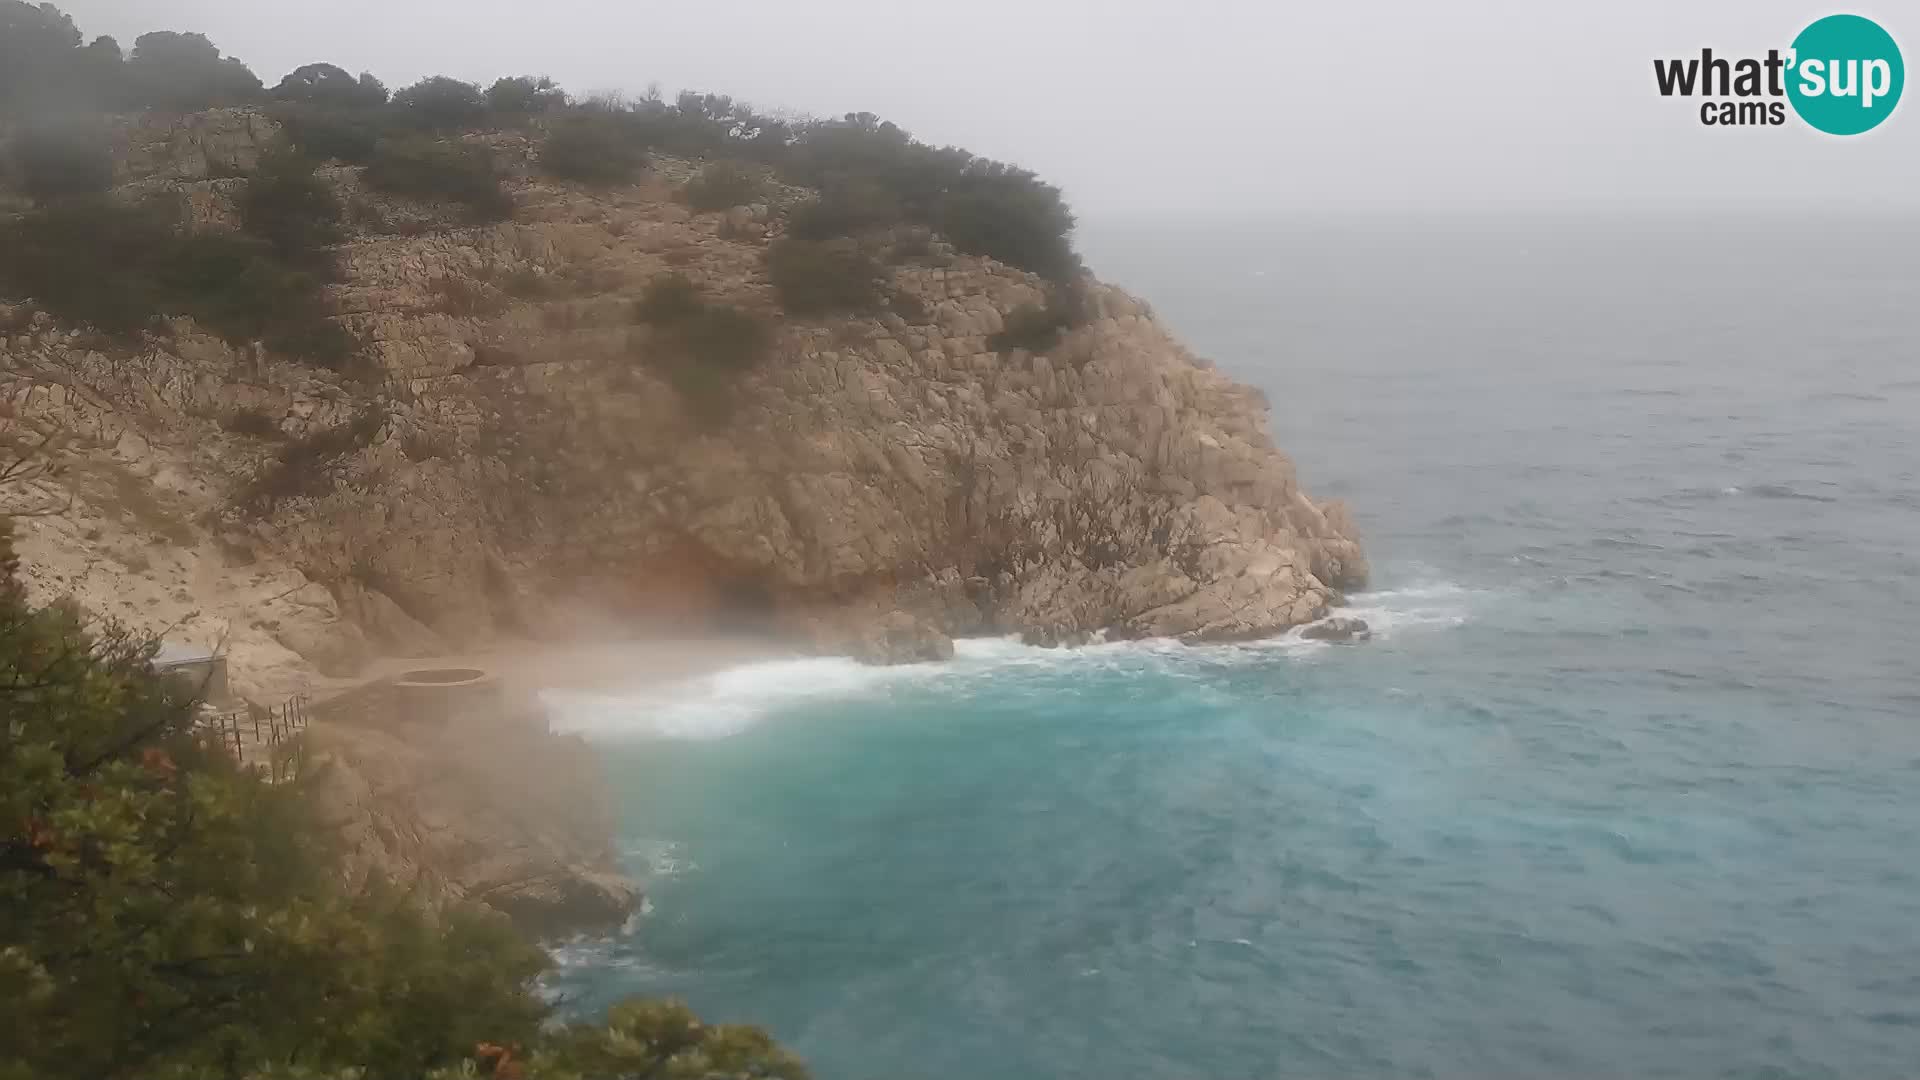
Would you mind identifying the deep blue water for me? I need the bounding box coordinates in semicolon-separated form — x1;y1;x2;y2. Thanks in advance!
544;215;1920;1079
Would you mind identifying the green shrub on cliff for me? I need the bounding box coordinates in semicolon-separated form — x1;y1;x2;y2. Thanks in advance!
0;197;347;365
989;285;1088;354
363;137;513;221
241;148;344;266
272;103;391;165
779;113;1079;282
632;273;772;423
786;180;903;243
935;169;1080;283
0;128;354;366
766;238;885;316
682;160;762;212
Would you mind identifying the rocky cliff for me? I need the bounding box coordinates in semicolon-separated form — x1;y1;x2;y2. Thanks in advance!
302;707;638;935
1;109;1366;687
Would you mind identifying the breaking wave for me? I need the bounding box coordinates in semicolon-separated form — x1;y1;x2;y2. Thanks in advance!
542;580;1480;741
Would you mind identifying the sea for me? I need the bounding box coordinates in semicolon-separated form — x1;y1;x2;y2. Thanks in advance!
540;214;1920;1079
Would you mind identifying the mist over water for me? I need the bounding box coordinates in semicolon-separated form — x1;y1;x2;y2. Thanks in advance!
545;215;1920;1079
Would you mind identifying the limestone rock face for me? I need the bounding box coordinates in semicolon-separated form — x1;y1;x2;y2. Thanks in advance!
114;108;279;184
0;119;1367;678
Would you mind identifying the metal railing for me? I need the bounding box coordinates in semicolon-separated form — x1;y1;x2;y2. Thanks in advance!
201;693;312;783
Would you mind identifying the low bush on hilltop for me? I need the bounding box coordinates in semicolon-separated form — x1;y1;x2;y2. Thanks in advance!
272;62;389;108
786;179;904;243
271;102;390;164
936;168;1082;283
683;159;762;212
766;238;886;316
363;137;513;221
486;74;566;117
540;113;648;185
390;74;489;130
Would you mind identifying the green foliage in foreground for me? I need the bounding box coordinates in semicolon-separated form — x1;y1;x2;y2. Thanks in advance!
0;511;810;1079
0;516;547;1080
249;1000;811;1080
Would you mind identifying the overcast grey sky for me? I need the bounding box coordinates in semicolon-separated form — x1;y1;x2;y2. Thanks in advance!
49;0;1920;218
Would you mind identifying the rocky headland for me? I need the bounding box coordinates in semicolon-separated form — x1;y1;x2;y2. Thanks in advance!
1;105;1365;931
2;109;1365;684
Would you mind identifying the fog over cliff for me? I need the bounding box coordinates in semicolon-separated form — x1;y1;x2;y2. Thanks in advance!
49;0;1920;218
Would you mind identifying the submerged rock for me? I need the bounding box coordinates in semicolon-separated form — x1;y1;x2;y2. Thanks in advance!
1299;616;1372;642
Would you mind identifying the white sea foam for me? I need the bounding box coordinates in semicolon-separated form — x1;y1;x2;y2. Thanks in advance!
543;579;1479;740
543;654;929;740
1332;581;1478;637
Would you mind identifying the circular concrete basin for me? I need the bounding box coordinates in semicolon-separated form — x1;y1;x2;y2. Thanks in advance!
394;668;490;687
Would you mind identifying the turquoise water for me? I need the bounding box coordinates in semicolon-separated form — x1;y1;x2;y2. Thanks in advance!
544;216;1920;1079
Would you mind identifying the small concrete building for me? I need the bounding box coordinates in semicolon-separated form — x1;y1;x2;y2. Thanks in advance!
153;642;231;706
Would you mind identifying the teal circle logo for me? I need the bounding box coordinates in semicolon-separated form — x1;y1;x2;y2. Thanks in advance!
1787;14;1904;134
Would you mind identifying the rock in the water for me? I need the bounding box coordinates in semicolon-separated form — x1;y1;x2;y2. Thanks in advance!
474;867;640;937
850;610;955;664
1299;616;1372;642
